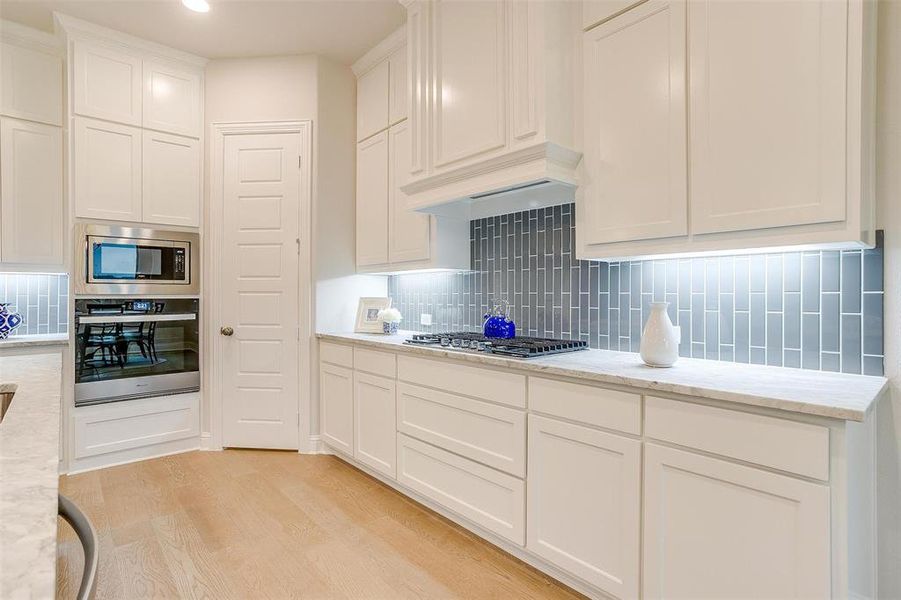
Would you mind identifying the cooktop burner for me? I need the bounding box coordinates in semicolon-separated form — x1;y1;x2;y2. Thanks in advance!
405;332;588;358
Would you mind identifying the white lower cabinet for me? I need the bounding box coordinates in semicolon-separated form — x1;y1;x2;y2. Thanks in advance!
527;414;641;598
642;443;830;599
353;372;396;478
397;433;525;545
319;363;354;455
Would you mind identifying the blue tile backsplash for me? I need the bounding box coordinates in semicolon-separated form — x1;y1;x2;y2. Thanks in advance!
388;204;885;376
0;273;69;337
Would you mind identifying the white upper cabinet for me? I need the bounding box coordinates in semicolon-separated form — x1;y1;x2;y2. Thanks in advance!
688;0;848;235
356;59;390;142
388;120;430;264
142;130;200;227
582;0;687;246
643;444;830;599
356;130;390;266
0;118;64;267
388;47;408;125
578;0;876;259
402;0;581;216
73;41;143;126
0;40;63;126
143;60;202;138
74;117;142;222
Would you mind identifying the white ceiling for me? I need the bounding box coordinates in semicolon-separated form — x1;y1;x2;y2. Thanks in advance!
0;0;405;64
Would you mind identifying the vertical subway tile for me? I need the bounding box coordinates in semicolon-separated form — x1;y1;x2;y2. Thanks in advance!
750;255;766;292
784;349;801;369
719;257;734;293
750;293;766;347
863;293;883;356
863;356;884;376
802;314;820;369
678;260;691;309
705;259;719;310
784;253;801;293
705;312;719;360
691;259;705;293
863;247;883;292
802;253;821;313
766;314;783;367
822;251;840;292
691;293;705;343
784;293;801;349
766;255;783;311
841;314;862;374
822;352;841;372
750;347;766;365
654;262;666;301
841;251;862;314
822;294;840;352
665;260;678;294
719;294;734;344
735;257;750;311
735;311;750;363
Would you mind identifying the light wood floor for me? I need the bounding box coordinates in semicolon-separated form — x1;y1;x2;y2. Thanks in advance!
57;449;585;600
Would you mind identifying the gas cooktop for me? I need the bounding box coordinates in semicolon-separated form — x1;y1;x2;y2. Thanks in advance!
404;332;588;358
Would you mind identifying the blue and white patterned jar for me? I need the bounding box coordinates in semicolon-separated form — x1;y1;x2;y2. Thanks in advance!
0;304;23;339
382;321;399;335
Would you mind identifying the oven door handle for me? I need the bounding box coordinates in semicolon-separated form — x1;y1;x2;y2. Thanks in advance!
77;313;197;324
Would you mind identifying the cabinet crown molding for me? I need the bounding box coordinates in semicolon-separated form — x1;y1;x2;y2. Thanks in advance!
1;19;63;55
53;12;208;68
351;25;406;77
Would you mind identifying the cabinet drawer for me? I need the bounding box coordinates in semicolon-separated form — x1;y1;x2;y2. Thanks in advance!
397;355;526;408
397;382;525;477
354;347;396;377
397;433;525;545
645;396;829;480
529;377;641;435
320;341;353;368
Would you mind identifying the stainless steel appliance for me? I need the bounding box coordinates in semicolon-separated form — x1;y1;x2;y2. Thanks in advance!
75;223;199;296
74;298;200;405
405;332;588;358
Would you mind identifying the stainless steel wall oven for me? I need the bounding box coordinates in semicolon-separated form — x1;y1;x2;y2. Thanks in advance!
74;298;200;406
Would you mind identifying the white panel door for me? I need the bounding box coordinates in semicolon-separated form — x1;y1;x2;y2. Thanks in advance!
353;372;396;478
320;363;354;455
689;0;848;234
357;60;390;142
356;131;390;266
142;130;201;227
73;41;142;126
388;121;430;263
221;131;301;450
388;46;408;125
143;60;202;138
643;443;830;599
582;0;687;245
0;118;63;267
0;42;63;126
431;0;506;168
527;415;641;598
73;117;142;222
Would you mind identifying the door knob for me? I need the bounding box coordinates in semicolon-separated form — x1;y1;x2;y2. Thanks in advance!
220;326;234;336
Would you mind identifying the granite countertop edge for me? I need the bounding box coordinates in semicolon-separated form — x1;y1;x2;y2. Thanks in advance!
316;332;888;422
0;334;69;350
0;352;63;599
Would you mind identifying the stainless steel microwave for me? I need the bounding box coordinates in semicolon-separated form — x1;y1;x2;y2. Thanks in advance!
75;224;200;296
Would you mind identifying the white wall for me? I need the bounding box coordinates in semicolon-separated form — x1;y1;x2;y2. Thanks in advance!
876;1;901;596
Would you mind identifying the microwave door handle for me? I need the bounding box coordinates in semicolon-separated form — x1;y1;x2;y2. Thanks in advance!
78;313;197;324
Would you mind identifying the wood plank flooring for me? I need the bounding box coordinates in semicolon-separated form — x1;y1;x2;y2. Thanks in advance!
56;450;586;600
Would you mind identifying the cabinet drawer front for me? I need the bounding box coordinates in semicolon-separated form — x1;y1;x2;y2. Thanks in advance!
528;415;641;598
320;341;353;368
353;347;396;377
397;355;526;408
397;383;525;477
530;377;640;435
645;395;829;480
74;393;199;459
397;433;525;545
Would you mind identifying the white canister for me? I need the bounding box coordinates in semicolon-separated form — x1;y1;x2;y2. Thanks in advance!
640;302;681;367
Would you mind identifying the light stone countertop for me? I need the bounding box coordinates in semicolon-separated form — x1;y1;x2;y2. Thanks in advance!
0;334;69;350
317;331;888;422
0;352;63;600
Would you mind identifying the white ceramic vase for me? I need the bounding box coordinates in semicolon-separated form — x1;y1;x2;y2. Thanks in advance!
640;302;681;367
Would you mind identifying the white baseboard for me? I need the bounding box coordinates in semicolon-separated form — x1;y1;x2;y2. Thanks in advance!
67;437;201;475
200;432;220;451
299;434;331;454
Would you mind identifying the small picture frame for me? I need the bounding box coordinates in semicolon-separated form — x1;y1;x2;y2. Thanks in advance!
354;297;392;333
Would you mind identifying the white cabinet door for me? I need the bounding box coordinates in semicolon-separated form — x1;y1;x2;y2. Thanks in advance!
143;60;202;138
643;443;830;599
73;41;142;126
527;415;641;598
688;0;848;235
357;60;390;142
73;117;142;222
582;0;645;30
0;118;63;267
582;0;687;245
320;363;354;455
356;131;390;266
0;42;63;126
388;46;408;126
142;130;200;227
353;372;396;478
431;0;506;169
388;121;430;263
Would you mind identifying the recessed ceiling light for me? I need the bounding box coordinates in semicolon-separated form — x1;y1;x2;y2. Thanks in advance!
182;0;209;13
